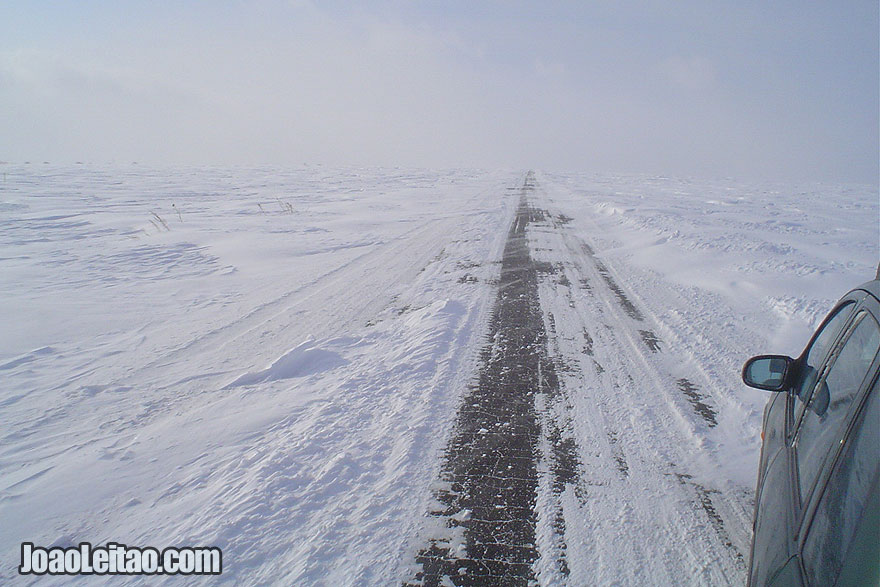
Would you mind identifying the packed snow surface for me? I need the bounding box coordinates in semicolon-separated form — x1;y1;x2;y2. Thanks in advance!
1;165;876;584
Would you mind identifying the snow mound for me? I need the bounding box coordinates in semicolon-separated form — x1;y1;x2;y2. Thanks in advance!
227;340;348;387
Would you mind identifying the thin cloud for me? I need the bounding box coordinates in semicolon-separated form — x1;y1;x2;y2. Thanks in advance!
0;2;876;183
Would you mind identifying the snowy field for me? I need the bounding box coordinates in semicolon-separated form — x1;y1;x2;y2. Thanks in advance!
1;165;876;585
540;171;878;487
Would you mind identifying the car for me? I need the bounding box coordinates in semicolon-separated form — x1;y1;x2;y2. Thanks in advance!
741;276;879;586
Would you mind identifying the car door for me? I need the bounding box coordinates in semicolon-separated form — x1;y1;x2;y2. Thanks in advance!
793;295;880;585
800;375;879;585
748;296;861;586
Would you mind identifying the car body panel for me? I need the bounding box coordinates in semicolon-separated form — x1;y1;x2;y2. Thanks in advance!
768;556;802;586
755;391;787;492
834;468;880;586
750;447;798;585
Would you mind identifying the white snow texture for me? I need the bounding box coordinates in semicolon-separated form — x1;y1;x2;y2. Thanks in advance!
1;165;876;585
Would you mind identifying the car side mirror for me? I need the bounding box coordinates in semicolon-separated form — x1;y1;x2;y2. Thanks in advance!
742;355;795;391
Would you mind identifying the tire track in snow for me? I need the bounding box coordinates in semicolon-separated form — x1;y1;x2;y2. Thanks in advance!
527;181;747;584
407;173;576;586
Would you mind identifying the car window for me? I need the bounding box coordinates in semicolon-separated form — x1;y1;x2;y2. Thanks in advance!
796;311;880;500
794;301;857;415
802;376;878;586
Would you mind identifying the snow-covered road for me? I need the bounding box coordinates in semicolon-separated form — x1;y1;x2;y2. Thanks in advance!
2;165;876;585
409;173;747;586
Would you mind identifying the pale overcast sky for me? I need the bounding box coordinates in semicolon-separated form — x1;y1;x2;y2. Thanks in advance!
1;1;877;183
